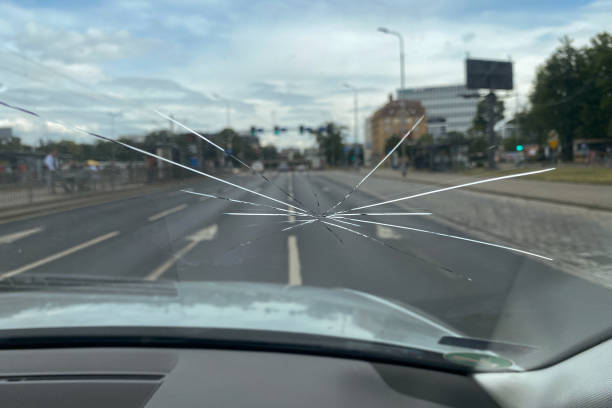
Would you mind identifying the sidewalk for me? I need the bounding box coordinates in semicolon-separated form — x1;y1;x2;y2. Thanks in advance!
0;178;196;223
326;170;612;289
0;183;144;210
365;168;612;212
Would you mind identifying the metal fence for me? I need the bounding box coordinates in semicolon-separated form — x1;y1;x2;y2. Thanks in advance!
0;159;149;209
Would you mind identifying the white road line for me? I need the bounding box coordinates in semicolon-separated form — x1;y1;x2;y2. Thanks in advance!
145;224;218;281
0;227;43;244
376;225;402;240
288;235;302;286
148;204;188;222
0;231;120;280
286;173;301;285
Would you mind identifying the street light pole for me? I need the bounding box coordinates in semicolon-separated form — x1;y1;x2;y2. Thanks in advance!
343;83;359;145
378;27;406;91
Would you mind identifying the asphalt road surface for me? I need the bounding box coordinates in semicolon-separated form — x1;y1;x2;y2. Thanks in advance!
1;170;611;358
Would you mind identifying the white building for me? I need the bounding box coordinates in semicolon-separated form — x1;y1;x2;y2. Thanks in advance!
398;85;478;134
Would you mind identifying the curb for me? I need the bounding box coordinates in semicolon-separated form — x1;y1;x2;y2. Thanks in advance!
364;172;612;213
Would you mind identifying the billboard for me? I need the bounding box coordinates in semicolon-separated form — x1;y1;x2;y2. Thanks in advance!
0;127;12;141
466;59;513;90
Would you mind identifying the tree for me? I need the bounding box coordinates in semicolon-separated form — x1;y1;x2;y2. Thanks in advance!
530;36;585;160
416;133;434;145
315;122;345;166
0;136;31;152
444;131;466;145
384;135;402;156
528;33;612;160
579;32;612;140
262;145;278;161
470;97;505;136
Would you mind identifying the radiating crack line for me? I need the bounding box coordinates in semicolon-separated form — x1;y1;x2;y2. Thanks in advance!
321;220;468;280
182;189;304;214
224;212;314;216
343;168;555;212
338;217;553;261
282;219;316;232
0;100;308;213
156;110;305;208
324;218;362;227
329;212;432;216
325;115;425;214
221;219;314;255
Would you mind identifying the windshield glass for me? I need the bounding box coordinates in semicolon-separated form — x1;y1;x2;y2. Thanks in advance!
0;0;610;372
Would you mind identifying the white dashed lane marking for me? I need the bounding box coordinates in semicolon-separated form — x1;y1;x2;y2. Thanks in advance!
376;225;402;240
0;227;43;244
288;235;302;286
148;204;188;222
0;231;120;280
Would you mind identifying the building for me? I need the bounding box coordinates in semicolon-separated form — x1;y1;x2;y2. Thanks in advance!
363;117;373;165
398;85;478;134
368;95;427;162
428;117;447;140
280;148;300;161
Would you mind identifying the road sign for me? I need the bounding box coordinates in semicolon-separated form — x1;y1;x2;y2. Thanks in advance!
548;130;559;149
466;58;513;90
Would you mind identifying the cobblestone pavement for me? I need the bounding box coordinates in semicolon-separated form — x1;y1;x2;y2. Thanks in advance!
325;171;612;289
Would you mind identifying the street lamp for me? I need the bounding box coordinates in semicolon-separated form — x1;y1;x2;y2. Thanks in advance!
378;27;406;91
212;92;231;129
343;83;359;146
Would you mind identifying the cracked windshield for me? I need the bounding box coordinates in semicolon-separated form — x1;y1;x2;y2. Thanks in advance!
0;0;610;371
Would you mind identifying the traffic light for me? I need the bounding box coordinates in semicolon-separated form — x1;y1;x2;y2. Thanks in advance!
299;125;305;134
250;126;256;136
274;126;280;135
516;144;524;152
326;124;333;134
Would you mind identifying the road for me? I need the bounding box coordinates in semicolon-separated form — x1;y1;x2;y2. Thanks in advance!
1;169;611;362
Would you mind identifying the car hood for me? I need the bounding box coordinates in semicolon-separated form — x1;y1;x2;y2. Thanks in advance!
0;277;469;356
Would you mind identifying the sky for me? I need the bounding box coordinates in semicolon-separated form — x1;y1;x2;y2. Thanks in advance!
0;0;610;149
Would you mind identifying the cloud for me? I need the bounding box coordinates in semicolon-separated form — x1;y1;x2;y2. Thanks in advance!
247;82;316;106
0;0;610;147
14;23;153;64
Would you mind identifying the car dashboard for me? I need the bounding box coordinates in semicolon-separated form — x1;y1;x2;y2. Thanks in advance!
0;337;610;408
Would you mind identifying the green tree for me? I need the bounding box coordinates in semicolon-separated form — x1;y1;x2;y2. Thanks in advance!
443;131;466;145
470;97;505;136
384;135;402;156
262;145;278;161
530;36;586;160
315;123;345;166
416;133;434;145
527;33;612;160
0;136;31;152
579;32;612;140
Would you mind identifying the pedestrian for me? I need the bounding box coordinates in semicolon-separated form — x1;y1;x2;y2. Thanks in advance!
44;149;59;193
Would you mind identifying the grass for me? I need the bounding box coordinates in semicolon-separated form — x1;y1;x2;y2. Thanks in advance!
461;165;612;185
